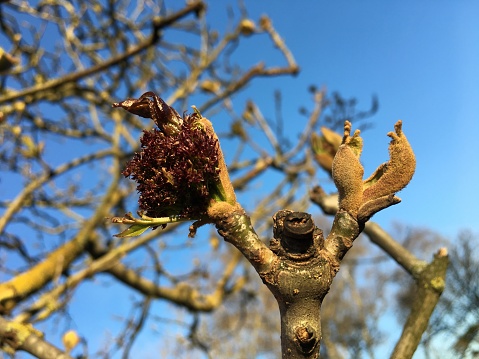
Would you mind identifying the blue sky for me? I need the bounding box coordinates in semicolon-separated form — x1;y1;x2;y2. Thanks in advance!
204;1;479;239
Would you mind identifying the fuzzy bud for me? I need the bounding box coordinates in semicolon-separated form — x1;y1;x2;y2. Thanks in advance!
311;127;343;174
331;121;364;215
362;120;416;203
331;120;416;222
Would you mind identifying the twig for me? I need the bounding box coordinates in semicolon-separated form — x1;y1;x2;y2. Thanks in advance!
0;316;74;359
0;149;115;236
84;240;246;312
390;248;448;359
0;1;205;104
364;222;427;276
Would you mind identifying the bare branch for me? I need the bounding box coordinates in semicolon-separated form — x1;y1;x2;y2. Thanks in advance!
390;248;448;359
0;316;74;359
0;1;206;104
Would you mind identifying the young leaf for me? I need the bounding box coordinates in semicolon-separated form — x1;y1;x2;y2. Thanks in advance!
114;224;151;238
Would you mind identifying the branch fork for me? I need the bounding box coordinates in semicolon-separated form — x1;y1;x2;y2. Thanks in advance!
113;94;418;358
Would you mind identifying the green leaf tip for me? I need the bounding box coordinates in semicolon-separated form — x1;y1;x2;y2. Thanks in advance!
115;224;151;238
110;213;191;237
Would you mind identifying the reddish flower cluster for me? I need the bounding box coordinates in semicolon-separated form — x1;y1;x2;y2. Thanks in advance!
122;113;221;218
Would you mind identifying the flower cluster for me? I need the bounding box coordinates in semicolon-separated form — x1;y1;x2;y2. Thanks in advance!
122;114;221;218
114;92;226;219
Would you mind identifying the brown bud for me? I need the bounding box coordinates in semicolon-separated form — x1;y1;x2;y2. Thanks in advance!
331;121;364;215
200;79;221;94
113;92;183;136
331;120;416;222
321;126;342;151
362;120;416;203
311;127;343;174
239;19;256;36
259;15;272;31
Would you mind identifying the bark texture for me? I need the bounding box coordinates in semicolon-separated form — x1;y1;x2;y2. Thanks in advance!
217;209;362;358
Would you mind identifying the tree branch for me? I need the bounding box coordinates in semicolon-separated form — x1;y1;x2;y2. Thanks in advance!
214;207;276;275
390;248;448;359
0;174;122;313
0;1;205;104
85;239;246;313
0;149;115;236
0;316;74;359
364;222;427;276
311;185;428;275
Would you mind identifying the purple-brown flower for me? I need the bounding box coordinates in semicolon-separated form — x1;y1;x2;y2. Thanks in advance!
114;93;224;219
